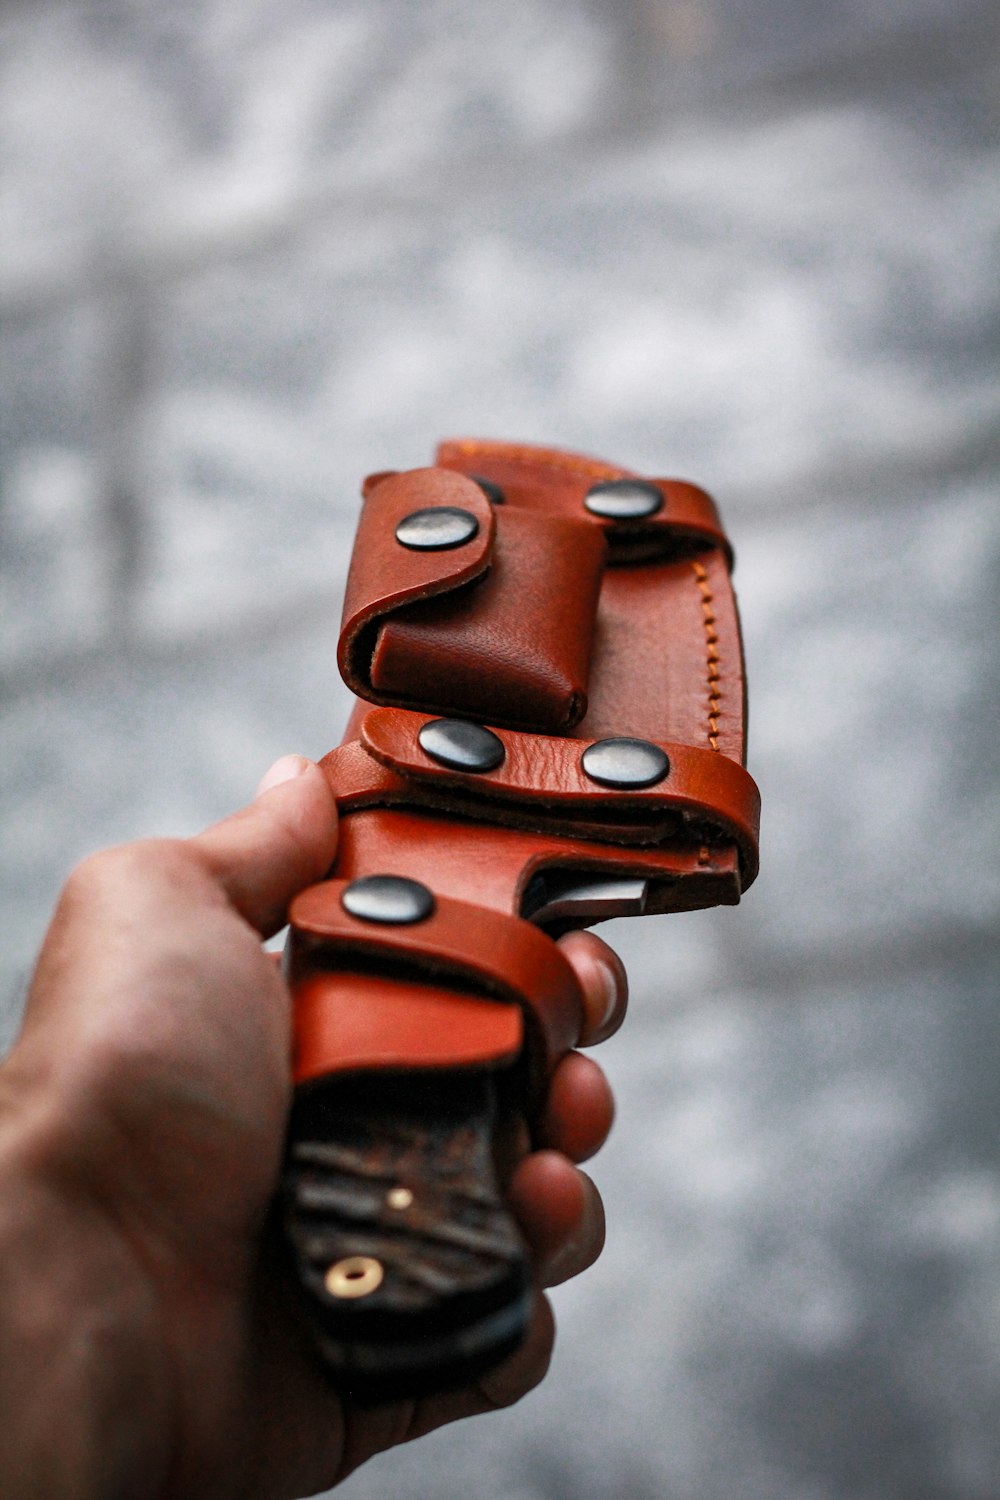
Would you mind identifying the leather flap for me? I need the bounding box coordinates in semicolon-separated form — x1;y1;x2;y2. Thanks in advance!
341;466;608;732
369;506;606;731
288;880;585;1087
339;467;496;701
292;973;524;1085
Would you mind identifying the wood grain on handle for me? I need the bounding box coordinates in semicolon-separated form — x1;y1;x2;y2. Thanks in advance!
282;1069;531;1402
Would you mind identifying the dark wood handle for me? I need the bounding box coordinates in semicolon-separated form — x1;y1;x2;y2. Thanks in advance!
282;1068;532;1402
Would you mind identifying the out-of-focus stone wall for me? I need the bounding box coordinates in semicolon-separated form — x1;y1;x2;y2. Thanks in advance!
2;4;998;1497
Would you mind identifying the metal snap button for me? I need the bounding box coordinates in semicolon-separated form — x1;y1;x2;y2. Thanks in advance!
581;737;670;789
341;875;435;924
583;479;664;521
418;719;505;773
395;506;479;550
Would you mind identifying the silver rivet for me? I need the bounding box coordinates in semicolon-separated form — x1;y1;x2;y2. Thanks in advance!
395;506;479;550
581;737;670;789
584;480;663;521
342;875;435;924
418;719;505;773
470;475;505;505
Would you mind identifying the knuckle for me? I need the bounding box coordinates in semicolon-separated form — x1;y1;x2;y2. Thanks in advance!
60;839;200;912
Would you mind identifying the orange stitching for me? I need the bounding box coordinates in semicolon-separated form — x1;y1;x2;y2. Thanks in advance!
691;560;721;751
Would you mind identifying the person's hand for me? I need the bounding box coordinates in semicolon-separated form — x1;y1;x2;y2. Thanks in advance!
0;755;627;1500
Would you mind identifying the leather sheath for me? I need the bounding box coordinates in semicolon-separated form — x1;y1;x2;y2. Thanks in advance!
282;438;759;1397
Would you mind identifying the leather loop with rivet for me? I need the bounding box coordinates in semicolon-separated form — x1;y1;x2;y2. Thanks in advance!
344;706;759;881
289;880;585;1086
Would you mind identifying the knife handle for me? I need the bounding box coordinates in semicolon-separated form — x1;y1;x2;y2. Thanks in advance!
280;879;586;1401
282;1067;532;1402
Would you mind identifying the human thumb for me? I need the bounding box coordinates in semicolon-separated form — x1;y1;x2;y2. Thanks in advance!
190;755;338;936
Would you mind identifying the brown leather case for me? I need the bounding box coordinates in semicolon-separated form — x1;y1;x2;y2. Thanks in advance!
282;439;759;1401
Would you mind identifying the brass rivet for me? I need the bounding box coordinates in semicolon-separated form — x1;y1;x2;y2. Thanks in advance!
324;1256;384;1299
387;1187;414;1210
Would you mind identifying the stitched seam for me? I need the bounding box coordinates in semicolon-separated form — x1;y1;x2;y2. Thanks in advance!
691;560;721;752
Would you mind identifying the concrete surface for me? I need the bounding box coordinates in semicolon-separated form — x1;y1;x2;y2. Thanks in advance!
1;3;998;1497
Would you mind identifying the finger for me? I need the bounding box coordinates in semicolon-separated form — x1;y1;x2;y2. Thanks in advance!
506;1150;605;1287
556;930;628;1046
535;1051;615;1162
397;1294;556;1449
190;756;338;936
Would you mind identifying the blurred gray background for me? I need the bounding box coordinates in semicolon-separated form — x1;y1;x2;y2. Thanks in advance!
2;2;999;1497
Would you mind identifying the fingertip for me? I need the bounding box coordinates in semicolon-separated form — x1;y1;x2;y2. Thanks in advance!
255;753;312;799
556;931;628;1046
537;1051;615;1162
537;1165;605;1289
507;1152;605;1287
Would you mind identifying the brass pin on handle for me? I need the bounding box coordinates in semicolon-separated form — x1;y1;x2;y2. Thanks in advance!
324;1256;384;1299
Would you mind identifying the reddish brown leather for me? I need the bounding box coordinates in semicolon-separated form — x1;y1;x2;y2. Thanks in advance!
293;439;758;1091
435;438;732;564
333;808;742;918
369;506;607;731
293;973;524;1084
359;706;759;881
288;880;584;1088
339;468;496;701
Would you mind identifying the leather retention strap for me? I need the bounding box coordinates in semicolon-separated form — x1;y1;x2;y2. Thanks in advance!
340;467;608;731
291;973;524;1087
358;706;760;884
288;880;585;1088
434;439;732;566
367;506;606;732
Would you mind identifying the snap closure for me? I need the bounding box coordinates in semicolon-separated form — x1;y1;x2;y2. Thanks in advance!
581;737;670;789
584;479;663;521
395;506;480;550
418;719;506;773
342;875;436;924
